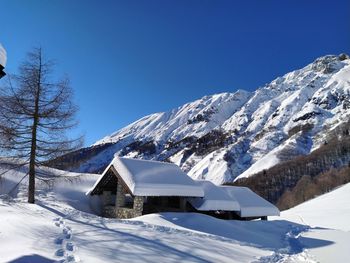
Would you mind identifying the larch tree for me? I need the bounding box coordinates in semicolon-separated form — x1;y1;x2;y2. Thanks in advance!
0;47;83;203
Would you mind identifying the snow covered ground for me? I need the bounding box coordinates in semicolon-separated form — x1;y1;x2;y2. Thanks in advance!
0;163;349;262
273;183;350;263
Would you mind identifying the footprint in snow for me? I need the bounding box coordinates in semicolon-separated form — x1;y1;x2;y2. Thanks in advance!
54;237;64;245
63;225;71;232
65;255;80;262
63;227;73;239
54;217;65;227
66;242;75;251
56;255;81;263
55;248;65;257
53;218;78;262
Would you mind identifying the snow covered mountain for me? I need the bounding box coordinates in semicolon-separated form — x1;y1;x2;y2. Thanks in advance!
52;53;350;185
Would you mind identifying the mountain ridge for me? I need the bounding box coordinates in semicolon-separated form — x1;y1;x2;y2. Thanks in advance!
50;53;350;186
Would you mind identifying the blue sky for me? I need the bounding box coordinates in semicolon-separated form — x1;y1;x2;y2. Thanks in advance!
1;0;349;146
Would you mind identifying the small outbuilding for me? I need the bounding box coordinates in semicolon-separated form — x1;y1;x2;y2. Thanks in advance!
187;181;279;220
187;180;240;218
220;186;280;219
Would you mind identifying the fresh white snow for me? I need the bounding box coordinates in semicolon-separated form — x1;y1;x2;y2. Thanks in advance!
95;90;252;146
274;182;350;263
221;186;280;217
71;55;350;186
88;157;204;197
279;183;350;231
1;162;350;262
187;180;240;211
237;132;312;180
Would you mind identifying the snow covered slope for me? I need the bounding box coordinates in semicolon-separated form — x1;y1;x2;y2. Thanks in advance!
280;182;350;231
54;54;350;185
96;90;252;145
1;164;349;262
274;182;350;263
0;162;293;262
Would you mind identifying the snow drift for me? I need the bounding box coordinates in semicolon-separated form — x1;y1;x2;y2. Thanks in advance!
1;161;349;262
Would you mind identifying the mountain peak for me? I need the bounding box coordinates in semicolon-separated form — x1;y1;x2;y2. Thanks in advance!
52;54;350;186
309;54;348;74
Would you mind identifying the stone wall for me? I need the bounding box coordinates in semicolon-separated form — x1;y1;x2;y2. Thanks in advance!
133;196;144;216
103;205;117;218
116;183;125;207
116;196;144;219
116;207;138;219
102;182;145;219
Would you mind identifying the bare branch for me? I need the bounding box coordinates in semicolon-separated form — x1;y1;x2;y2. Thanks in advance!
0;47;84;203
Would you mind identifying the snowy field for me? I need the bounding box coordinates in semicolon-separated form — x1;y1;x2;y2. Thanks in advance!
273;183;350;263
0;163;349;262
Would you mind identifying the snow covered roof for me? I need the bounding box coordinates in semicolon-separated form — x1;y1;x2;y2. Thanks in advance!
187;180;240;211
87;158;279;217
221;186;280;217
88;157;204;197
0;43;7;67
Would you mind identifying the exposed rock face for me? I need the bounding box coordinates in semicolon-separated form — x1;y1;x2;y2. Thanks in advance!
50;54;350;185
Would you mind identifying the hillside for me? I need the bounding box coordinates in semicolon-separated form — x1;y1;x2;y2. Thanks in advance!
50;54;350;187
233;122;350;207
0;162;349;262
280;182;350;231
275;183;350;262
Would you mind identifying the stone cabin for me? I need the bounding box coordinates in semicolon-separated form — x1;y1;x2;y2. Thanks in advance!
87;157;204;219
87;157;279;220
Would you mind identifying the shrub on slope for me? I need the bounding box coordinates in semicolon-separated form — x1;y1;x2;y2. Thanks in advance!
232;122;350;209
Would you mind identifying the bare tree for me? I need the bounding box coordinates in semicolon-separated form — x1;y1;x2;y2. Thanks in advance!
0;47;83;203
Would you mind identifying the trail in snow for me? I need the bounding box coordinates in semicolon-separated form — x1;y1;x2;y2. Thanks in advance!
53;217;80;263
258;225;318;263
298;215;308;226
44;198;326;263
2;165;349;262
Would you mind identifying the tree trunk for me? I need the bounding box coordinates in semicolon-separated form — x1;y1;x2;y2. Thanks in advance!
28;92;40;203
28;52;41;204
28;153;36;203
